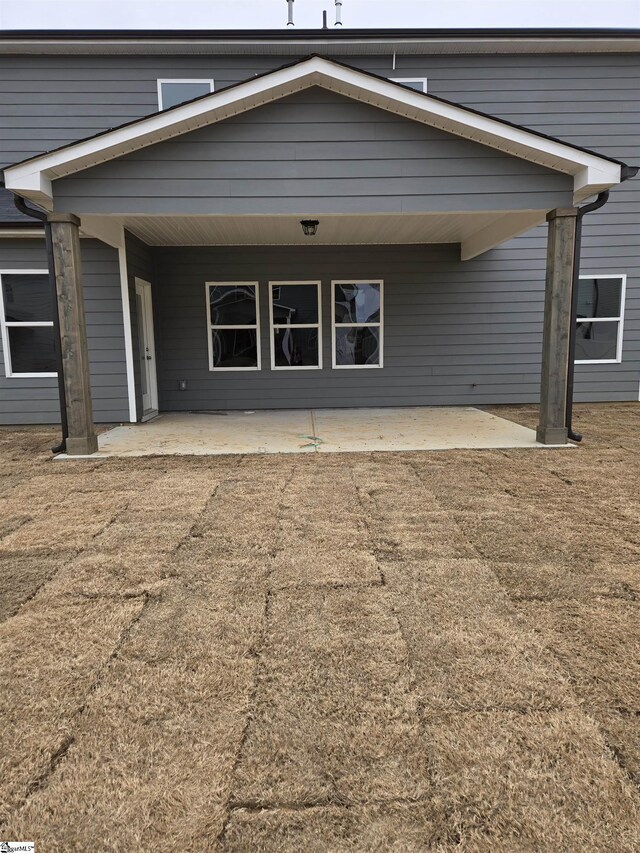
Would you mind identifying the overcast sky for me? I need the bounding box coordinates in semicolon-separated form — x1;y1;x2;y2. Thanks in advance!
0;0;638;30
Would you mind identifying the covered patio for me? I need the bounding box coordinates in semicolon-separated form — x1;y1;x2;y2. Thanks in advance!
3;55;634;455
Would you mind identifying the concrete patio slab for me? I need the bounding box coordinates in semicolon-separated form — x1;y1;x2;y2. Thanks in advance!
99;409;315;457
313;407;552;453
59;406;572;458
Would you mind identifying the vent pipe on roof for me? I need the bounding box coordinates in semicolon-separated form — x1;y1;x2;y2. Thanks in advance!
335;1;343;25
286;0;294;26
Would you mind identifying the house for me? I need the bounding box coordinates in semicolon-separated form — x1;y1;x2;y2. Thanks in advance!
0;27;638;454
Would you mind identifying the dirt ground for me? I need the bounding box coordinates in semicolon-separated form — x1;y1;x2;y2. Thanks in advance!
0;403;638;851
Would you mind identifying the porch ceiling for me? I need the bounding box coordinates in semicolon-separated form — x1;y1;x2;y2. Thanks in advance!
113;210;546;259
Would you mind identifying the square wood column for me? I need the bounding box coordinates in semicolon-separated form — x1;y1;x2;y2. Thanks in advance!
536;207;578;446
49;213;98;456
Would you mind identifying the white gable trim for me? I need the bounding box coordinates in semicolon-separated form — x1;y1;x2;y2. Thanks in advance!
3;55;622;208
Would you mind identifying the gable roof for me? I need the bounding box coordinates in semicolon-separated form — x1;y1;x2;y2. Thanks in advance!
3;54;634;209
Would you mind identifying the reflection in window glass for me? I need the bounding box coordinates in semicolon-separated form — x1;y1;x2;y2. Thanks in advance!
575;275;624;363
335;326;380;367
272;285;319;325
270;282;321;369
390;78;428;92
576;319;619;362
8;327;56;374
273;327;319;367
209;285;257;326
0;272;56;376
207;283;260;370
211;328;258;369
334;283;380;324
332;281;383;368
2;274;52;323
159;80;213;110
577;277;622;319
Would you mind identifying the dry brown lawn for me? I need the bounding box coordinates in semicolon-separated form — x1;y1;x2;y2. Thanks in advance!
0;403;639;851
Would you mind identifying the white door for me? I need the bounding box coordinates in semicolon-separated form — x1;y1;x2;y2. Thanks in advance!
135;278;158;418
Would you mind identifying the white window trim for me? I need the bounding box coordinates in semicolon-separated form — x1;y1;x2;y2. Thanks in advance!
268;281;322;371
331;280;384;370
0;269;56;379
157;78;215;110
390;77;428;93
575;273;626;365
205;281;261;372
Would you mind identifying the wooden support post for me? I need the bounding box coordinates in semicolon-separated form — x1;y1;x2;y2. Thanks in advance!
536;208;578;446
49;213;98;456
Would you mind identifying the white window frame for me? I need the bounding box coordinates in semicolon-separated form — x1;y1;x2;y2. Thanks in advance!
205;281;261;372
0;269;56;378
331;280;384;370
157;78;215;110
268;281;322;371
575;273;626;365
389;77;428;93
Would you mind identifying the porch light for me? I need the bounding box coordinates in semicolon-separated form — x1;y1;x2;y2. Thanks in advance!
300;219;319;236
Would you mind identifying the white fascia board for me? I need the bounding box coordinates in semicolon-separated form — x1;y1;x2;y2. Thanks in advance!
3;56;623;205
573;162;623;202
4;168;53;209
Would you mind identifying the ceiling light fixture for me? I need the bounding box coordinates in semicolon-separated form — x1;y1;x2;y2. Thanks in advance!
300;219;319;236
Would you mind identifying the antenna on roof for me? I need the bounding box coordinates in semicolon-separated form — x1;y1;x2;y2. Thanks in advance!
335;1;343;25
286;0;294;26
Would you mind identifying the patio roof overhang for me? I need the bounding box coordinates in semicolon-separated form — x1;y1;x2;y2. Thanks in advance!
2;55;635;259
84;211;547;262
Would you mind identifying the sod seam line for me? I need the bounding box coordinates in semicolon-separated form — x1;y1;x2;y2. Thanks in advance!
216;461;299;848
0;460;243;829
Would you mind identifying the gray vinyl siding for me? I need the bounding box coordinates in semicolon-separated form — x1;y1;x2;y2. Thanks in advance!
124;230;155;420
0;51;638;408
392;53;640;403
490;221;639;402
1;53;637;168
0;188;31;224
0;55;281;166
51;88;573;216
0;238;130;424
152;243;594;412
0;240;57;422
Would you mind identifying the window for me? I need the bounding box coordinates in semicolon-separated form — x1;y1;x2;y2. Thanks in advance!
332;281;383;369
157;79;214;110
0;270;56;377
269;281;322;370
206;282;260;370
575;274;626;364
390;78;428;93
